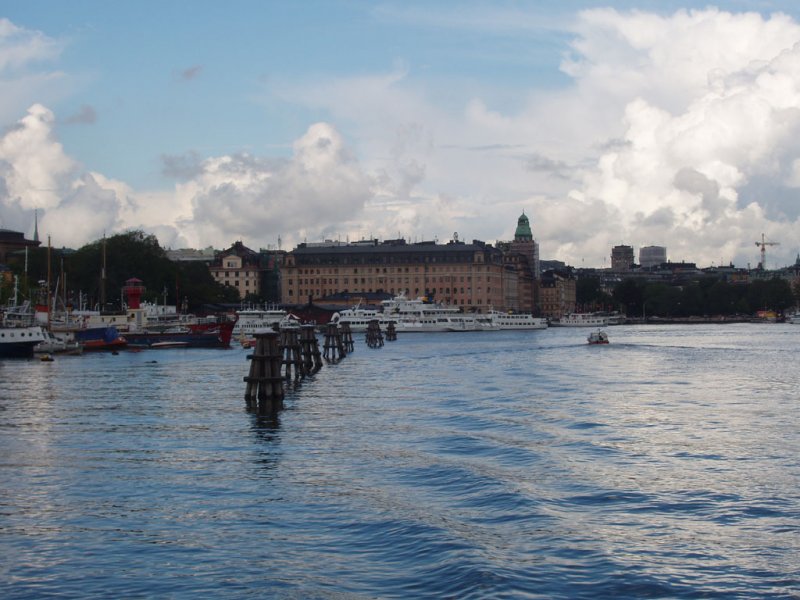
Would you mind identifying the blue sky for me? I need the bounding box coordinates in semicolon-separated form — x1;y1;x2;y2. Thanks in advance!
3;1;800;268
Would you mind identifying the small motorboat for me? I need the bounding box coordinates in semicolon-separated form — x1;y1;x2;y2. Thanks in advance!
587;329;609;344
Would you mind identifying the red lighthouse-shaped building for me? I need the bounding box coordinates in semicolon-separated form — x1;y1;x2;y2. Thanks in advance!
122;278;146;310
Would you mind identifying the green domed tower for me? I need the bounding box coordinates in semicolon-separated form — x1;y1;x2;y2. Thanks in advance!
510;210;540;279
514;212;533;242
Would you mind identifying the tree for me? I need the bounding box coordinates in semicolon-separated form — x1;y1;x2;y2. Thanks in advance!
576;276;612;310
643;283;680;316
612;278;645;316
176;261;240;310
14;230;235;312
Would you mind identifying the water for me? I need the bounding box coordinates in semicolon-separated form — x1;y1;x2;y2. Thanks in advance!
1;324;799;598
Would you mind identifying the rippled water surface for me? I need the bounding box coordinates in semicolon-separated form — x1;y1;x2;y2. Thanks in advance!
1;324;799;598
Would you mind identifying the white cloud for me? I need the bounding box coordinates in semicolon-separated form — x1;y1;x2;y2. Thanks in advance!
0;18;62;70
177;122;374;248
0;104;76;210
0;19;67;124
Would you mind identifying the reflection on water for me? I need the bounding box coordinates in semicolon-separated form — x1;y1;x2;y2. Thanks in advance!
249;412;282;474
1;325;799;598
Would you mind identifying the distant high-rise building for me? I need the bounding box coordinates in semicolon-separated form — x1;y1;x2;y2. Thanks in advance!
639;245;667;269
611;245;634;272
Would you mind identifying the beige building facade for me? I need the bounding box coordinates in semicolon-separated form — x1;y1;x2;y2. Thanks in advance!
209;241;263;300
538;270;577;318
280;237;535;312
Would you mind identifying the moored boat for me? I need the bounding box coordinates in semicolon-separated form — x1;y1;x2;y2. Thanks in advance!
1;302;47;358
486;310;548;330
72;326;128;351
34;331;83;355
382;295;482;332
552;313;609;327
329;304;385;332
0;324;47;358
124;318;236;349
233;307;292;336
443;315;483;331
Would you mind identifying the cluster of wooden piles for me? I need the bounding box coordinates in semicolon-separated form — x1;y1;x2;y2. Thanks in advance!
244;319;396;414
244;324;322;413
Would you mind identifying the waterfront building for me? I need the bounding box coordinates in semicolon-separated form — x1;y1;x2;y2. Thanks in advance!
539;269;576;318
611;245;635;272
639;246;667;269
280;235;518;312
209;241;264;300
496;212;539;312
0;228;40;265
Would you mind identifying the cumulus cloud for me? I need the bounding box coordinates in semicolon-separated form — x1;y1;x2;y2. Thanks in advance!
0;103;379;250
570;8;800;267
0;104;123;246
0;104;76;211
183;122;373;247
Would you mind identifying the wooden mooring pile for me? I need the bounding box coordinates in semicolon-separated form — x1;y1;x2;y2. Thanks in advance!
244;332;284;413
365;319;384;348
300;324;323;374
322;322;347;363
340;322;355;353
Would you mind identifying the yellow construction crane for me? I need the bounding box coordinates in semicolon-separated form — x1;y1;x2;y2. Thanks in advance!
755;233;779;269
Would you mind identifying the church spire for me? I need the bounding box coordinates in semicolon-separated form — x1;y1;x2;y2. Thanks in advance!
33;209;39;243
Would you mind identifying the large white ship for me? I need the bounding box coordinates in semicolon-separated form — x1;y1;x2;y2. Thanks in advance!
332;295;546;333
329;303;387;332
381;295;467;332
332;295;499;332
486;310;548;330
550;313;609;327
233;307;298;336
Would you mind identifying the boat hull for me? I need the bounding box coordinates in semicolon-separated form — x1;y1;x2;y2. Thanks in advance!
73;326;128;351
0;326;47;358
125;320;235;349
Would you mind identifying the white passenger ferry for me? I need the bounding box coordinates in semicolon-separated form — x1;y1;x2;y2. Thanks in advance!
233;307;298;336
329;304;387;332
550;313;609;327
486;310;548;330
381;295;465;332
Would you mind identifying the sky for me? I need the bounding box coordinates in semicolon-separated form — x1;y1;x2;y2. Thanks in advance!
2;1;800;269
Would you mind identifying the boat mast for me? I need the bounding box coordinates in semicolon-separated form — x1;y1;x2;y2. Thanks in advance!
61;255;67;323
100;234;107;310
47;236;52;327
